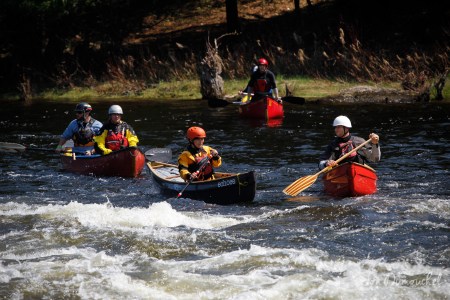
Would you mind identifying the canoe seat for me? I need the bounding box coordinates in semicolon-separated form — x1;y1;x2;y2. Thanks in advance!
153;166;185;182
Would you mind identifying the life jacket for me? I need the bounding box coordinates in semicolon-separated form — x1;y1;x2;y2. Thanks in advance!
105;124;129;151
333;136;366;164
254;78;269;93
338;141;357;159
73;118;96;146
251;69;272;93
188;152;213;181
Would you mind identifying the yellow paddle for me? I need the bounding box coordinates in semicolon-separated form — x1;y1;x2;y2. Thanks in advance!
283;139;372;196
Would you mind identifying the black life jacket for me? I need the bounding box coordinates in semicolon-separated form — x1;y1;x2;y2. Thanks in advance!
73;118;96;146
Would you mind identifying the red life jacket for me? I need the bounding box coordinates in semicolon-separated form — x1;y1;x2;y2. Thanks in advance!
105;127;129;151
339;141;357;158
254;78;268;93
192;154;213;181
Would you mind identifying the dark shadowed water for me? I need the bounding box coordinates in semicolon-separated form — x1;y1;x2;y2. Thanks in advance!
0;99;449;299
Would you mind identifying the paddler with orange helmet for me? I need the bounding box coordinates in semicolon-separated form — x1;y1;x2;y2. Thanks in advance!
178;126;222;181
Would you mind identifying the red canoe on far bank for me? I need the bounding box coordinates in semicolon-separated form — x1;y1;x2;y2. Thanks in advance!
322;162;377;197
238;96;284;120
60;146;145;178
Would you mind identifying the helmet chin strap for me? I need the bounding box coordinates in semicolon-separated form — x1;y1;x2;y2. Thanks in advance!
189;139;205;151
343;127;350;136
82;111;90;122
188;139;197;147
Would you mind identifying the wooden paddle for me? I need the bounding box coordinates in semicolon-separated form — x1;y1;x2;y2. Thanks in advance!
283;139;372;197
207;98;230;108
282;96;306;105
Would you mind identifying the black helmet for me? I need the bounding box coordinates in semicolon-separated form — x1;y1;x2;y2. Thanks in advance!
74;102;92;113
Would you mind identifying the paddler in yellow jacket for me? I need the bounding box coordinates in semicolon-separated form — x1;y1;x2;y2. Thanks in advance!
178;126;222;181
94;105;139;155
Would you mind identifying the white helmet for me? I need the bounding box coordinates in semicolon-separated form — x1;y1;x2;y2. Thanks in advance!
108;105;123;115
333;115;352;128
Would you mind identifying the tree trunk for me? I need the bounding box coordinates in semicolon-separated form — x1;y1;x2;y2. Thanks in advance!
198;38;224;100
294;0;301;14
434;73;447;100
226;0;239;33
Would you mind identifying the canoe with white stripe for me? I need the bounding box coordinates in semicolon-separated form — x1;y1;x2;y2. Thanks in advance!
147;161;256;205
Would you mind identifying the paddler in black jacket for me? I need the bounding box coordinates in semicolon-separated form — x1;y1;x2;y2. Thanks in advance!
178;126;222;181
243;58;281;102
319;115;380;170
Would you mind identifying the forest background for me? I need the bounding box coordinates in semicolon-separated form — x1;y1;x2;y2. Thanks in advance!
0;0;448;101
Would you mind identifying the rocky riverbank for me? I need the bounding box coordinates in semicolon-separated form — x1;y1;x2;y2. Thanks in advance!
315;86;430;104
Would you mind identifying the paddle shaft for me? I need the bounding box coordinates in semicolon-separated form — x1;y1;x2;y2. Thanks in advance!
26;147;58;152
239;92;305;105
208;92;305;108
315;138;372;177
177;179;193;198
283;139;372;196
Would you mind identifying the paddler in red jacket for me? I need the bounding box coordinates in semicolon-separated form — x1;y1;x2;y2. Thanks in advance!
243;58;281;102
178;126;222;181
94;105;139;155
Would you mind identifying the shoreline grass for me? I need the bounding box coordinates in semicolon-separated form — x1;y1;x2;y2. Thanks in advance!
1;76;425;102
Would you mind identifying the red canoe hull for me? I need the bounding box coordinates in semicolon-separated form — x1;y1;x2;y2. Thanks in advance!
60;147;145;177
322;162;377;197
238;96;284;120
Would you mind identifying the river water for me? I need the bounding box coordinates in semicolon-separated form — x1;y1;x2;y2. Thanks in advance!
0;99;449;299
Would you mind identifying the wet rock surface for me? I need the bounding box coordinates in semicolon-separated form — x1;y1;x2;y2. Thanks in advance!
315;85;423;104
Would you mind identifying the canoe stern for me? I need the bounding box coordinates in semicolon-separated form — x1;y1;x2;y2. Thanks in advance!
60;147;145;177
323;162;377;197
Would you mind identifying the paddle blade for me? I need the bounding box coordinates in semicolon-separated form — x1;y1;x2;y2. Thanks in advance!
208;98;230;108
145;148;172;162
282;96;306;105
282;174;319;196
0;142;26;152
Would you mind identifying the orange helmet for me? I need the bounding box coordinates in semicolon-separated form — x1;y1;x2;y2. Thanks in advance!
187;126;206;140
258;58;268;66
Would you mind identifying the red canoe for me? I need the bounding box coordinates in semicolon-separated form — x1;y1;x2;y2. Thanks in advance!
60;147;145;177
238;96;284;120
322;162;377;197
